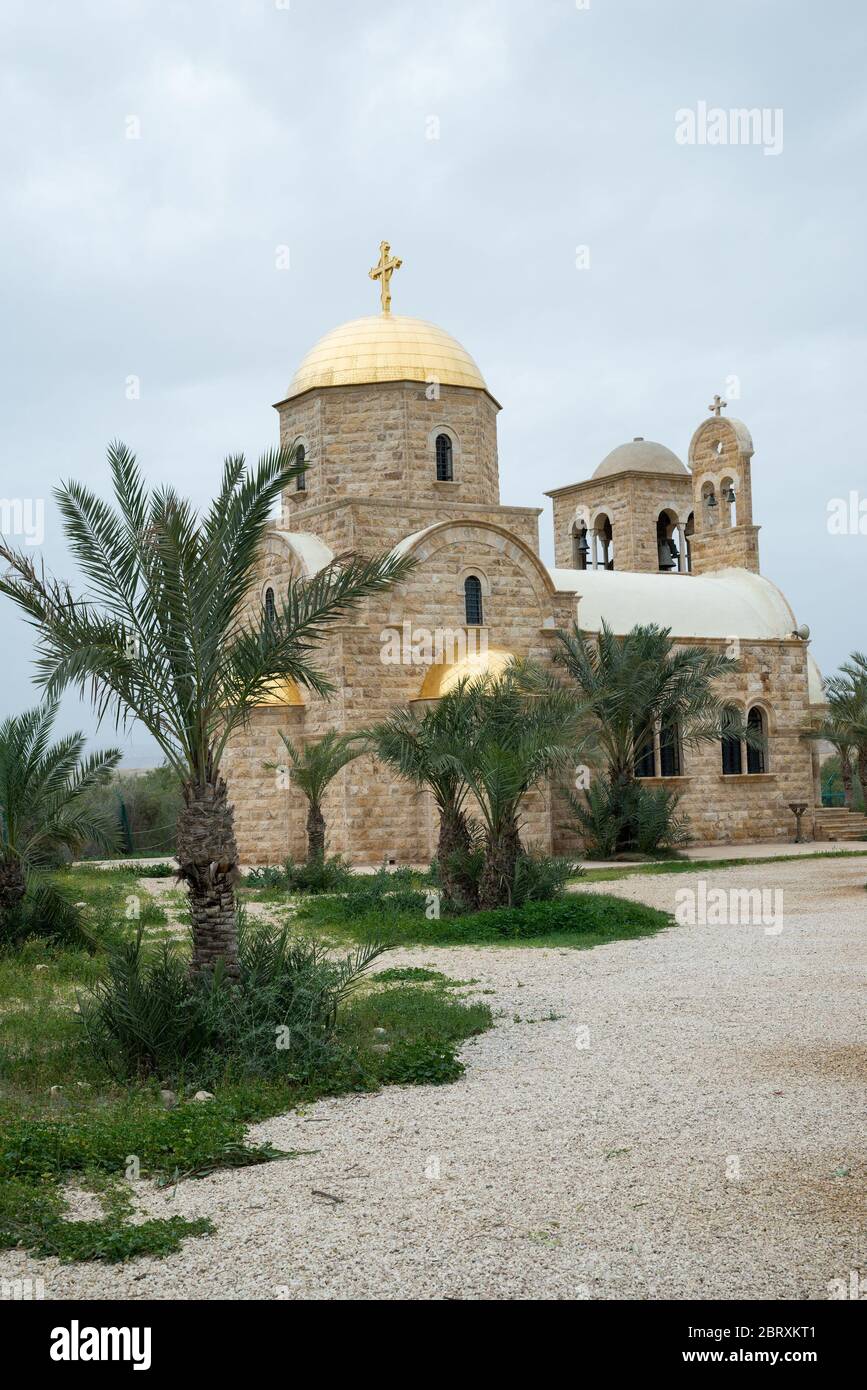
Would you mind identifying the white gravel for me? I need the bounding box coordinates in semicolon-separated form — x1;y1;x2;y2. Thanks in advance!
5;856;865;1301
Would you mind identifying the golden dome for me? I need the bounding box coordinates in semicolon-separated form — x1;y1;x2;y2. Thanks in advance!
415;647;516;701
254;677;304;708
284;315;488;399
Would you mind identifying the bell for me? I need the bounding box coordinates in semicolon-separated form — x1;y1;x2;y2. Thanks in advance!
723;485;736;503
706;491;717;508
658;541;676;571
668;535;679;560
577;531;589;556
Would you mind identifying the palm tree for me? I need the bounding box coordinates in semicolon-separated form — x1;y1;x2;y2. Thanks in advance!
0;442;414;977
804;684;858;808
364;678;484;909
553;622;744;855
271;731;362;861
440;666;586;909
0;702;120;937
824;653;867;809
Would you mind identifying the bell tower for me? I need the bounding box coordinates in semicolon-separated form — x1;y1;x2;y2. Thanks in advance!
688;396;760;574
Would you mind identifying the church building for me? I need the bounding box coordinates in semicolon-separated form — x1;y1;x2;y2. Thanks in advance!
223;245;832;863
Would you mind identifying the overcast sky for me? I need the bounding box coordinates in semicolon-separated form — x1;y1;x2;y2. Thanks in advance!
1;0;865;764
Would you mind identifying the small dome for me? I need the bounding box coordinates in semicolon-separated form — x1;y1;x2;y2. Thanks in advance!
415;648;516;701
593;438;688;479
284;315;488;399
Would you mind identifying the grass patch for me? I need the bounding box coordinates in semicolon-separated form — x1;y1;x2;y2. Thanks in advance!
298;892;671;949
0;897;492;1263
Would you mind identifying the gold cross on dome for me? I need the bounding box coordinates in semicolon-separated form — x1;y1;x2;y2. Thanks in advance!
708;393;728;417
369;240;402;315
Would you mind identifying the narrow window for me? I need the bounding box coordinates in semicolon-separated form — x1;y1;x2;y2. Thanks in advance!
435;433;453;481
594;515;614;570
746;707;767;774
634;729;656;778
296;443;306;491
657;512;679;572
264;587;276;625
721;731;742;775
659;721;681;777
464;575;483;626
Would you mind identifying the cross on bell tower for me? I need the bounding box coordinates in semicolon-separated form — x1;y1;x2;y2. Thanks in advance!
708;393;727;417
368;240;403;315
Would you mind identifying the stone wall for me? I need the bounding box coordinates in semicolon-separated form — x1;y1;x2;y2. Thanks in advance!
549;471;694;572
277;381;501;519
688;415;760;575
552;635;816;851
223;519;574;864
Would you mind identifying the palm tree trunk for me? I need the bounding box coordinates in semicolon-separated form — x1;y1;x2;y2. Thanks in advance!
840;750;854;808
613;770;636;855
857;749;867;814
478;821;523;910
306;802;326;861
437;806;476;910
177;777;240;980
0;853;27;925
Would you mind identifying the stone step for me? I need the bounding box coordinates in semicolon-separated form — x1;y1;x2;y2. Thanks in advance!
813;808;867;840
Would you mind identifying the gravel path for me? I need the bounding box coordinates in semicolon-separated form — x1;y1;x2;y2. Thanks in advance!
6;857;865;1301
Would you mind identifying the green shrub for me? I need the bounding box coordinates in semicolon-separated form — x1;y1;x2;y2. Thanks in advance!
378;1039;465;1086
436;894;670;942
78;917;386;1086
429;850;578;910
245;855;353;895
373;966;450;984
510;854;581;904
79;766;182;859
570;779;688;858
302;891;671;948
321;867;428;920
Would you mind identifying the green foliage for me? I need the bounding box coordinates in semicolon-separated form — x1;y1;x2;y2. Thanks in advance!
0;702;121;943
321;867;429;920
554;622;745;855
244;855;353;896
0;444;416;787
29;1214;215;1264
78;917;387;1085
373;966;452;984
269;732;361;806
349;983;492;1042
429;850;579;908
300;889;670;948
79;766;182;859
506;853;580;904
427;895;671;943
569;777;689;858
0;1099;301;1264
378;1040;466;1085
820;754;864;810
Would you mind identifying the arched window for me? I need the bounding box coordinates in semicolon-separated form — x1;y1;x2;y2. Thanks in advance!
264;587;276;625
295;443;306;491
594;514;614;570
572;524;589;570
684;512;695;573
435;433;453;481
464;575;483;626
657;511;680;572
660;720;682;777
746;706;767;774
634;727;656;778
721;478;737;527
721;726;742;775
